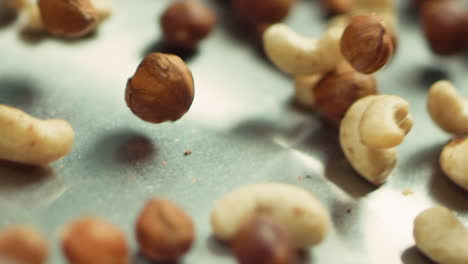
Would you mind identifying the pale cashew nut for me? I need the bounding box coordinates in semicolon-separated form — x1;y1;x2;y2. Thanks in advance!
293;74;322;108
339;95;413;185
414;206;468;264
428;80;468;135
440;137;468;191
0;105;74;166
210;183;331;248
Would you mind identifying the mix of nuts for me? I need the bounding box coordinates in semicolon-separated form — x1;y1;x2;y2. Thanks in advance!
1;0;468;263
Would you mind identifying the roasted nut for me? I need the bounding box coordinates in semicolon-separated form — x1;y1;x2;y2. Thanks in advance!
321;0;353;15
135;198;195;262
160;1;216;50
313;63;378;125
0;226;48;264
61;217;129;264
232;0;296;25
293;74;323;108
38;0;99;38
231;214;299;264
125;53;195;123
440;137;468;191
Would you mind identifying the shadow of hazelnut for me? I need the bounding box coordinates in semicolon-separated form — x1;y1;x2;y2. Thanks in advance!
141;39;199;62
115;136;155;164
418;66;451;88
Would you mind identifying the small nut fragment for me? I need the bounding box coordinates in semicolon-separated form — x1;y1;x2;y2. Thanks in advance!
321;0;353;15
293;74;322;108
231;214;299;264
135;198;195;262
0;226;48;264
440;137;468;191
414;206;468;264
125;53;195;123
160;1;216;50
232;0;296;25
61;217;129;264
340;14;395;74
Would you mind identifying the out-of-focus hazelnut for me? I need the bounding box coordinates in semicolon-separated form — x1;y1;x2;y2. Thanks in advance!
321;0;353;15
125;52;195;124
232;0;296;25
135;198;195;262
340;14;395;74
314;63;378;125
0;226;48;264
421;0;465;55
231;214;299;264
160;0;216;50
61;217;129;264
38;0;99;38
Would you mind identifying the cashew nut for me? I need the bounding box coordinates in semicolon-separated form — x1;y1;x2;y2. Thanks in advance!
440;137;468;191
339;95;413;185
293;74;322;108
414;206;468;264
428;80;468;135
0;105;74;166
210;183;331;248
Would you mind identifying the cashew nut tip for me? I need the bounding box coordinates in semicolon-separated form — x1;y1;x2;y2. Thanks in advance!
414;206;468;264
340;95;412;185
0;105;74;166
440;137;468;191
263;23;344;75
428;80;468;135
210;183;331;248
293;74;322;108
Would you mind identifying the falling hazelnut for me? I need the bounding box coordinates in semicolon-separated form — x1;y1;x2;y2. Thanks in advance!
61;217;129;264
314;63;378;125
38;0;99;38
321;0;353;15
160;1;216;50
232;0;296;25
340;14;395;74
0;226;48;264
125;53;195;124
135;198;195;262
231;214;300;264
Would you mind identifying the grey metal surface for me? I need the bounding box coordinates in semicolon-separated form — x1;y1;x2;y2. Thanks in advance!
0;0;467;263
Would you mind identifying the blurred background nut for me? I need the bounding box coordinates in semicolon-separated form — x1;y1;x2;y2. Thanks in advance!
61;217;129;264
0;226;48;264
161;0;216;50
231;214;299;264
321;0;353;15
232;0;296;25
125;52;195;123
135;198;195;262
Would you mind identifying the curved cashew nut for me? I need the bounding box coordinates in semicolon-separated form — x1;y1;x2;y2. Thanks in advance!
293;74;322;108
210;183;331;248
440;137;468;191
414;206;468;264
428;80;468;135
339;95;413;185
0;105;74;166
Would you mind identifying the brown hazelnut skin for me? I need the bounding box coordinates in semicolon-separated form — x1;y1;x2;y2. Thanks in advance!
125;53;195;124
421;0;465;55
321;0;353;15
38;0;99;38
314;63;378;126
61;217;130;264
232;0;296;25
135;198;195;262
231;214;299;264
340;14;395;74
0;226;48;264
160;1;217;50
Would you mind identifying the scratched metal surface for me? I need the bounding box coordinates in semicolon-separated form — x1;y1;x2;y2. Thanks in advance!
0;0;467;263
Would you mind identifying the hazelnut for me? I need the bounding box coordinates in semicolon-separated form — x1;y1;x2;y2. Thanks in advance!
321;0;353;15
232;0;296;25
61;217;129;264
314;63;378;125
421;0;465;55
0;226;48;264
231;214;299;264
125;53;195;124
38;0;99;38
135;198;195;262
160;1;216;50
340;14;395;74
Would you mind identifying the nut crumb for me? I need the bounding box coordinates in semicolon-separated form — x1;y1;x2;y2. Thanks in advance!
346;208;352;213
402;189;414;196
184;150;192;156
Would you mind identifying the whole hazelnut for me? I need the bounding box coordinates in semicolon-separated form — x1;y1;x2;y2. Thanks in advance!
231;214;299;264
160;1;216;50
321;0;353;15
0;226;48;264
61;217;129;264
232;0;296;25
421;0;465;55
38;0;99;38
135;198;195;262
340;14;395;74
314;63;378;125
125;52;195;123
